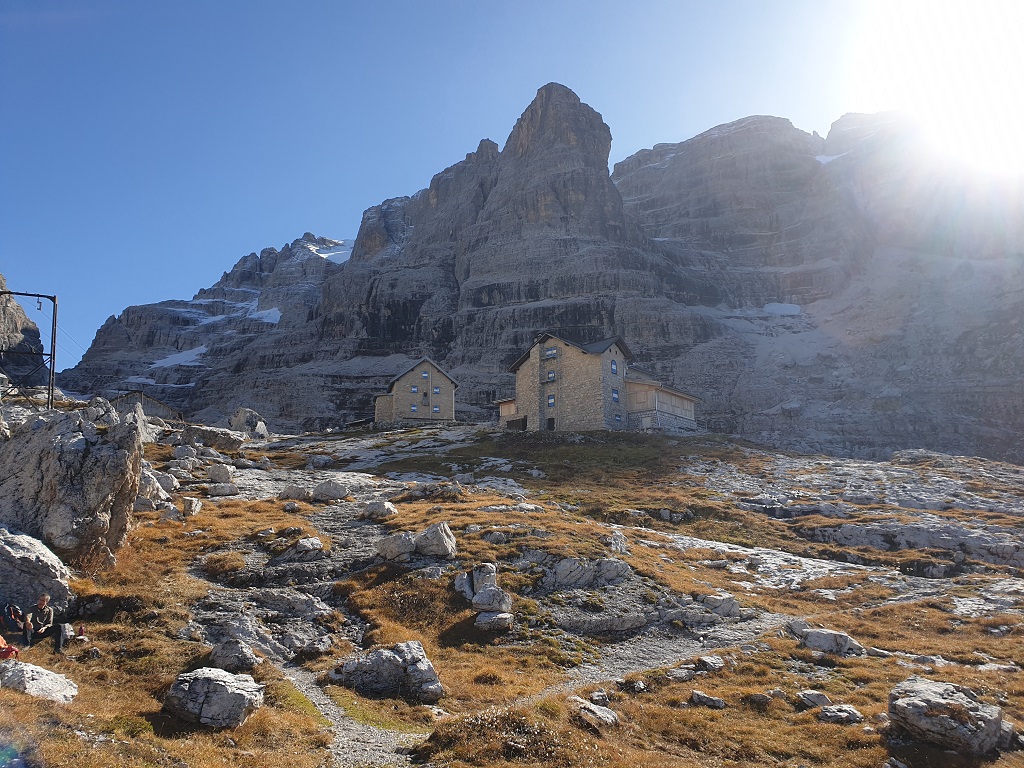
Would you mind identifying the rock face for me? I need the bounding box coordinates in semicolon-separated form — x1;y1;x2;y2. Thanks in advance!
57;88;1024;462
0;273;49;387
331;640;445;703
0;400;142;563
888;676;1006;755
163;667;264;728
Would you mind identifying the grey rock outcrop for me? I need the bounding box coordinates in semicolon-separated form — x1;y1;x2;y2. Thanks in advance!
0;401;142;563
163;667;264;728
801;628;865;656
209;638;263;673
567;695;619;730
228;408;269;439
888;676;1008;755
0;660;78;703
330;640;444;703
819;704;864;724
0;528;72;610
0;273;49;387
414;522;456;558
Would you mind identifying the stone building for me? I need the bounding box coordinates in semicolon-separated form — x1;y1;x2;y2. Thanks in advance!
374;358;458;424
502;333;700;433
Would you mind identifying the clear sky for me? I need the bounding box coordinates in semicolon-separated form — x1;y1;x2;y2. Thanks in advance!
1;0;1019;369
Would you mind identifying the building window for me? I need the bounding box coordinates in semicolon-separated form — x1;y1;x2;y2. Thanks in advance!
547;394;555;408
421;371;429;378
612;388;619;403
615;414;622;423
544;346;558;358
433;386;440;394
547;370;555;381
432;405;440;413
411;404;418;412
611;360;618;375
411;385;418;393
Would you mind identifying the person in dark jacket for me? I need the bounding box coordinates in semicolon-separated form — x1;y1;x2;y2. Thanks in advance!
2;603;24;634
23;594;64;652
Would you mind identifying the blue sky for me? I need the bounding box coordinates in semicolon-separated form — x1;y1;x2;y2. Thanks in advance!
2;0;878;369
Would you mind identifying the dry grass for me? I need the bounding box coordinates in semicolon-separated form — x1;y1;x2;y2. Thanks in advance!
0;494;334;768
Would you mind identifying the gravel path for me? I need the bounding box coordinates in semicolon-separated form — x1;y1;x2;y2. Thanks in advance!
281;664;427;768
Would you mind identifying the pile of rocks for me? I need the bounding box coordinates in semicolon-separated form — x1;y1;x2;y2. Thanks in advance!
330;640;445;703
455;563;514;631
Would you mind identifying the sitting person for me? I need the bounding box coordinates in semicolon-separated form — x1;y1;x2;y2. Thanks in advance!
23;594;64;653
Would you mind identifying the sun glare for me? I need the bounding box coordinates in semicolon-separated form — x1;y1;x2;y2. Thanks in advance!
849;0;1024;176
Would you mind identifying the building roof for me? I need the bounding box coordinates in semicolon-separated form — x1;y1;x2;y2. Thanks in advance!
508;333;634;372
385;357;459;393
626;365;701;402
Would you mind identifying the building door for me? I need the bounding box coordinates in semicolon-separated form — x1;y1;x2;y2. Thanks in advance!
546;417;555;431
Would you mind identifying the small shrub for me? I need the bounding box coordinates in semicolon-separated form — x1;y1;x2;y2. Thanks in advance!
202;551;246;576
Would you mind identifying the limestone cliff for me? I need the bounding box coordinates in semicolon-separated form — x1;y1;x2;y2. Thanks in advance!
0;272;48;387
58;88;1024;461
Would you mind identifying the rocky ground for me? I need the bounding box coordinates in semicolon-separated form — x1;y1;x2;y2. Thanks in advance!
3;412;1024;767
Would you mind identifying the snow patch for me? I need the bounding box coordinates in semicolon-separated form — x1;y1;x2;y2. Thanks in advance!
309;241;354;264
123;376;157;385
815;152;848;164
249;307;281;324
149;346;208;368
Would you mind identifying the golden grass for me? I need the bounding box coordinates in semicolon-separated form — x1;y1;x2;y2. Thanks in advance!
0;495;335;768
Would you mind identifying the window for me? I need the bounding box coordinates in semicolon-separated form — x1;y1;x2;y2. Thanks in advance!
410;385;418;393
433;386;440;394
421;371;429;378
410;404;418;412
547;370;555;381
432;405;440;413
544;346;557;358
612;388;619;403
615;414;622;423
547;394;555;408
611;360;618;375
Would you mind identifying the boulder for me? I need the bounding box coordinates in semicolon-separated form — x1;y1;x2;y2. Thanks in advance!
567;695;619;731
888;676;1005;755
138;468;172;502
802;628;865;656
163;667;264;728
174;445;198;459
455;562;497;600
377;532;417;562
277;484;312;502
330;640;444;703
273;536;325;563
311;480;349;502
414;522;457;558
207;464;235;484
0;660;78;703
691;690;727;709
471;585;512;613
0;528;72;610
697;655;726;673
228;408;269;439
182;497;203;516
182;425;246;453
209;638;263;673
358;500;398;520
206;483;239;497
0;401;142;563
474;612;514;631
797;689;833;708
819;704;864;724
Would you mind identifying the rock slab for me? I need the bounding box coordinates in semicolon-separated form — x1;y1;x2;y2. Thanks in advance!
0;660;78;703
888;676;1005;755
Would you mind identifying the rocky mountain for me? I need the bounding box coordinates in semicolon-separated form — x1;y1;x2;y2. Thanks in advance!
58;84;1024;462
0;273;49;387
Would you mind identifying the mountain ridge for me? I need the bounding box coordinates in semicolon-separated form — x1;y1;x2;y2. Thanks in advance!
56;83;1024;461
